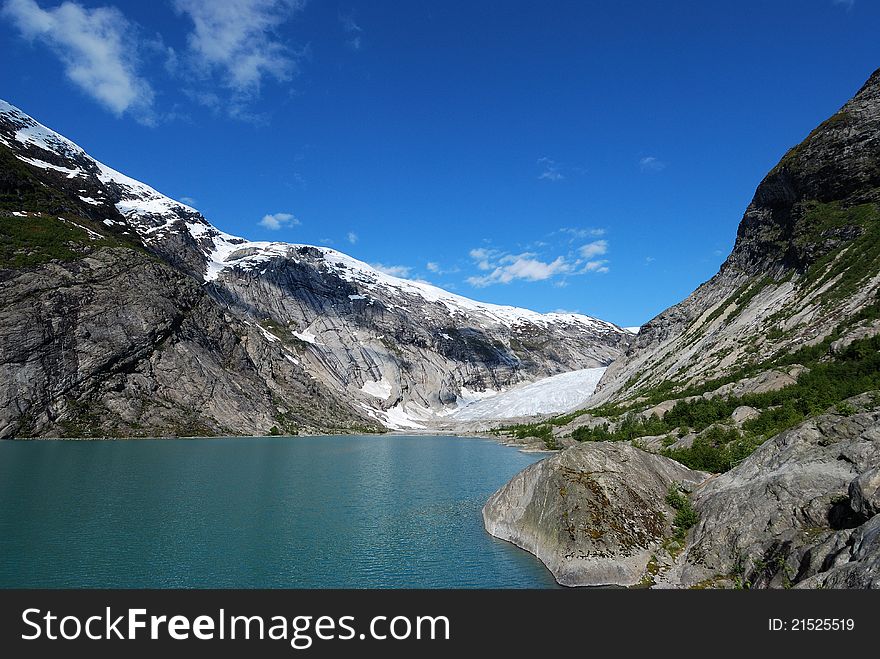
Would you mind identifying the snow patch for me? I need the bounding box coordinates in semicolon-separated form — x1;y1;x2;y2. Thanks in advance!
18;156;82;178
380;404;427;430
292;329;320;345
361;378;392;400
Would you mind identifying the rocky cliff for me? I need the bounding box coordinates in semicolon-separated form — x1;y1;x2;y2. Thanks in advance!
592;67;880;405
0;99;628;437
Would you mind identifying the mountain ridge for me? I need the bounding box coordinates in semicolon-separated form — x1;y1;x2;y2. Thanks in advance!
0;98;628;436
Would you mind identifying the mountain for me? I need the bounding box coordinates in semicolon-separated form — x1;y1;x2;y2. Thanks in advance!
592;67;880;406
484;67;880;588
0;99;628;437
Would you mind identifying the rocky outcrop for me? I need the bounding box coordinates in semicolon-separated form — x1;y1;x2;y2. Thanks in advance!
668;394;880;589
482;443;707;586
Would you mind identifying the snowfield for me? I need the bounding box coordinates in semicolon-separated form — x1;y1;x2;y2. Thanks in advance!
448;367;607;421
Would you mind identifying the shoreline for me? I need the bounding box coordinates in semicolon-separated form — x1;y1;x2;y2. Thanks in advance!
0;429;557;454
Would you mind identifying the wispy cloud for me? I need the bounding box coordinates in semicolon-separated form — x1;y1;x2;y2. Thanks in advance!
426;261;459;275
536;156;564;181
339;9;363;50
3;0;155;121
372;263;411;278
639;156;667;172
582;259;609;274
346;231;358;244
259;212;300;230
173;0;305;95
832;0;855;9
179;195;197;206
558;227;605;239
579;240;608;259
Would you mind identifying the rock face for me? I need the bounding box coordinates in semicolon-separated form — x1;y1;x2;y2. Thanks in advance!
670;395;880;589
0;246;380;438
591;67;880;406
0;99;629;436
482;443;707;586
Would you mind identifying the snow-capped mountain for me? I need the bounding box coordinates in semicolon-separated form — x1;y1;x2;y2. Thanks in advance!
0;99;630;432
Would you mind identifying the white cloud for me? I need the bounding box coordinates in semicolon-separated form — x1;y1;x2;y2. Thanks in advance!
466;237;612;287
468;247;499;271
3;0;154;119
372;263;411;278
467;253;572;287
179;195;197;206
833;0;854;9
426;261;440;273
173;0;305;93
259;212;299;230
537;157;564;181
639;156;667;172
347;231;358;244
579;240;608;259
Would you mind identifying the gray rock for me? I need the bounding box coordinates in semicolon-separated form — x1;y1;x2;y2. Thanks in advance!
667;433;696;450
0;248;380;438
670;405;880;589
850;467;880;518
795;515;880;589
731;405;760;425
482;443;707;587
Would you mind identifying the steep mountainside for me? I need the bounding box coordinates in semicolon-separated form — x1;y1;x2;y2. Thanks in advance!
0;100;627;436
592;67;880;406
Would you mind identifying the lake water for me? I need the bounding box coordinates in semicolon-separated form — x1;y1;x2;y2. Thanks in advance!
0;435;558;588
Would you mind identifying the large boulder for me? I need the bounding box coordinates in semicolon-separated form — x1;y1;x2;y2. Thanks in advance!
482;443;707;586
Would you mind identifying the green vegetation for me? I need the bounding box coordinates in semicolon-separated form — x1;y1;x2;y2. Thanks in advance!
771;110;850;174
0;213;117;267
797;200;880;305
0;144;80;216
665;485;698;541
501;422;559;449
662;431;764;473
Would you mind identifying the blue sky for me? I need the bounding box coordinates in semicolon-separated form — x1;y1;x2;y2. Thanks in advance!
1;0;878;327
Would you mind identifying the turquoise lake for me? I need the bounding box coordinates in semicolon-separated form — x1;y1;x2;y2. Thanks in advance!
0;435;558;588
